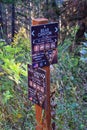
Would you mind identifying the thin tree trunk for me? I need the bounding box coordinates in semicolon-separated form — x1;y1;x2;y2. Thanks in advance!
46;0;48;11
12;1;15;39
0;3;3;39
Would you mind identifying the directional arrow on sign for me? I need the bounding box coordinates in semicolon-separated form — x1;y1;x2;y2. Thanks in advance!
55;39;57;42
32;30;35;36
55;27;58;32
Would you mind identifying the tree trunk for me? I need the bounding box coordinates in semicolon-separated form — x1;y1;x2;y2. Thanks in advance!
0;3;3;39
12;1;15;39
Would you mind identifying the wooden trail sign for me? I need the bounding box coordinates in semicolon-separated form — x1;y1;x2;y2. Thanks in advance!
31;21;58;68
28;64;47;109
32;18;52;130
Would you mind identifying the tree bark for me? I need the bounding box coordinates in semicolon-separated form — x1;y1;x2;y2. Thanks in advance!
0;3;3;39
12;1;15;39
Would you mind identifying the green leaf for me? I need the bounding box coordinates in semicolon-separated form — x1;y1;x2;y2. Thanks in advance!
3;90;13;104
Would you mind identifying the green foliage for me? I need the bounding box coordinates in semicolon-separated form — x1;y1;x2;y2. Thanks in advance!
0;24;87;129
1;0;21;4
0;28;35;129
80;33;87;63
51;35;87;129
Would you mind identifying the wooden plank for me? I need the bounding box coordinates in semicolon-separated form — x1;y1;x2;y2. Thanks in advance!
32;18;52;130
32;18;48;25
43;66;52;130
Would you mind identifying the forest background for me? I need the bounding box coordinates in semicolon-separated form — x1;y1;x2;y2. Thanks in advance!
0;0;87;130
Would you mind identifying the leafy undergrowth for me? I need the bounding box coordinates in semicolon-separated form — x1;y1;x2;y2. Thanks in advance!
0;28;87;130
51;37;87;130
0;28;35;130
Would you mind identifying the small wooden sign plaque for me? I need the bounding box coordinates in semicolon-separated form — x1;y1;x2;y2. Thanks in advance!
31;22;58;68
28;64;47;109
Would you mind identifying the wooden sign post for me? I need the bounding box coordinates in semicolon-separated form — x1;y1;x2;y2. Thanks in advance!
32;18;52;130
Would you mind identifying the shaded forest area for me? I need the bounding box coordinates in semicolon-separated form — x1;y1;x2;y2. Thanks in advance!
0;0;87;42
0;0;87;130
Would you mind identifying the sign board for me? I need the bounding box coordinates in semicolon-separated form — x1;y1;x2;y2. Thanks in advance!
31;22;58;68
28;64;47;109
